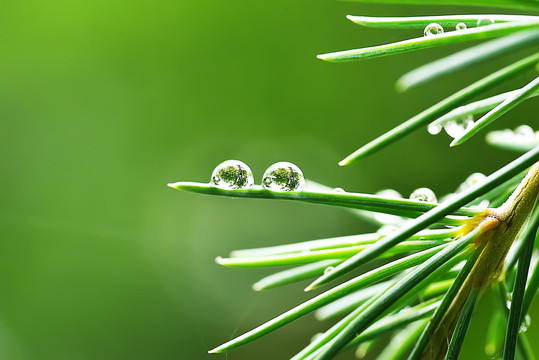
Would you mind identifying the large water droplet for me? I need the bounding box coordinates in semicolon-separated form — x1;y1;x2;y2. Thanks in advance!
262;162;305;192
444;116;474;139
210;160;254;189
428;123;443;135
477;18;494;26
324;266;334;275
456;22;467;31
424;23;444;37
410;187;437;203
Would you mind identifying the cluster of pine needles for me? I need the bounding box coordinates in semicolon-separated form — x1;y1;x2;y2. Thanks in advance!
169;6;539;360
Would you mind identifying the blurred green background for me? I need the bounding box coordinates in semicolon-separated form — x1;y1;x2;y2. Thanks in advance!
1;1;538;359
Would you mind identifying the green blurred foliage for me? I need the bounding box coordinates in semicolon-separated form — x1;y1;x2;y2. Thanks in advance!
0;0;537;359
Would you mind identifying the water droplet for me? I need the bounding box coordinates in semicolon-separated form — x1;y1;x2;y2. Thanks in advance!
506;300;512;309
210;160;254;190
262;162;305;192
519;314;531;333
456;22;467;31
458;172;487;192
477;18;494;27
410;187;437;203
376;189;402;199
428;123;443;135
398;306;412;314
333;187;345;193
444;116;474;139
377;224;399;235
324;266;334;274
311;333;323;343
514;125;535;141
424;23;444;37
467;172;487;186
374;189;403;224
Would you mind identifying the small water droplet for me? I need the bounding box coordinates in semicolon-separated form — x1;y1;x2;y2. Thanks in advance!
467;172;486;186
506;300;512;309
519;314;531;333
324;266;334;275
444;116;474;139
410;187;437;203
424;23;444;37
374;189;403;224
514;125;535;141
456;22;467;31
376;189;402;199
333;187;345;193
428;123;443;135
398;306;411;314
377;224;399;235
477;18;494;27
458;172;487;192
262;161;305;192
311;333;323;343
210;160;254;190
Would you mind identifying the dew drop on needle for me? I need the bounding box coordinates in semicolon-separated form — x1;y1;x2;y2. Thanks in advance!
262;162;305;192
424;23;444;37
210;160;254;190
455;22;467;31
410;187;437;203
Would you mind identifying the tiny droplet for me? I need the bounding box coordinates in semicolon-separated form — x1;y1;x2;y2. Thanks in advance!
324;266;334;275
262;161;305;192
377;224;399;235
210;160;254;190
456;22;467;31
424;23;444;37
410;187;437;203
477;18;495;26
333;187;345;193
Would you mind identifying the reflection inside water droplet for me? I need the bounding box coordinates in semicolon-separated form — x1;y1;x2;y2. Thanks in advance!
424;23;444;37
410;187;437;203
262;162;305;192
210;160;254;190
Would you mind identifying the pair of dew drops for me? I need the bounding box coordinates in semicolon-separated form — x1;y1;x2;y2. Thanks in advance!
423;18;494;37
210;160;305;192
